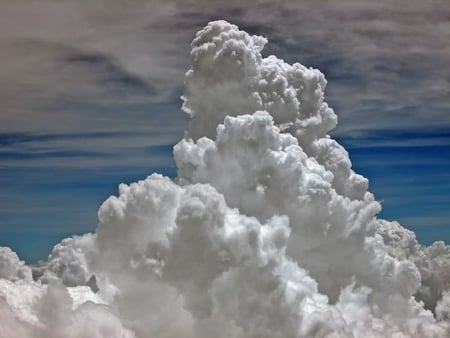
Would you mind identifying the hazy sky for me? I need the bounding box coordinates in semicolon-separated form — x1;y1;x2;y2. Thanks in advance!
0;0;449;262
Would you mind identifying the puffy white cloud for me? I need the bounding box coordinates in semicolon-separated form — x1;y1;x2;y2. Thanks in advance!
0;277;133;338
378;220;450;313
0;247;32;281
1;20;449;337
35;234;96;287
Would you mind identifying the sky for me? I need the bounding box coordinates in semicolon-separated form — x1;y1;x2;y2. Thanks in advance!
0;0;449;262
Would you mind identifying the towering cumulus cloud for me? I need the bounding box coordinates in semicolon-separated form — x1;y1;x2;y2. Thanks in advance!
1;21;449;337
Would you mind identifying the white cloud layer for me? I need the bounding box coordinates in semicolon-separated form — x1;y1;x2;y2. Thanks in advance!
1;20;449;337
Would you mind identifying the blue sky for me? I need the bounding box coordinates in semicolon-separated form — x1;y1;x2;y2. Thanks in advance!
0;0;449;262
336;130;450;243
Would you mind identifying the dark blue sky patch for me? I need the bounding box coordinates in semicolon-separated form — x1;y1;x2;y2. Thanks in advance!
1;230;92;263
340;136;450;244
144;144;174;155
0;162;177;262
410;224;450;246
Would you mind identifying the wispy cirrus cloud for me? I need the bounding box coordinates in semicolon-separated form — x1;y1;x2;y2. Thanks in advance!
1;0;449;136
0;130;177;169
336;129;450;148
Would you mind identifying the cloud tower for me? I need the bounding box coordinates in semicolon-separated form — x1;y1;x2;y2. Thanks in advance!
1;21;449;338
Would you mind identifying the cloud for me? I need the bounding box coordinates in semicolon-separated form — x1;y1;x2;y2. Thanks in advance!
0;131;177;169
1;20;449;337
378;220;450;312
0;247;32;281
1;0;449;136
234;1;450;136
336;129;450;149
